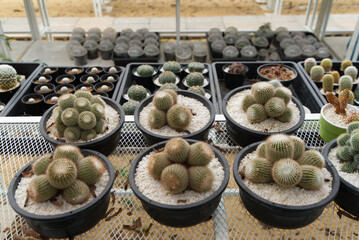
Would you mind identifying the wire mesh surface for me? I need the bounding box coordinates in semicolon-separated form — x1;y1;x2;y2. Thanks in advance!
1;120;358;240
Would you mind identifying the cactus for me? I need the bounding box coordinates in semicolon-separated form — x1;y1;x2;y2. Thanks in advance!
163;61;181;73
339;75;353;92
339;90;354;105
272;158;303;188
128;85;147;101
187;141;214;166
27;175;58;202
325;89;350;115
109;67;117;73
352;155;359;170
337;133;350;146
297;150;325;168
147;109;167;129
341;162;356;173
159;83;179;90
94;118;107;134
61;108;79;127
136;65;155;77
331;71;340;84
256;142;267;158
122;101;138;115
46;158;77;189
228;62;247;74
0;64;19;90
77;156;105;185
90;95;106;107
265;134;294;163
147;152;172;179
32;153;53;175
161;164;189;194
160;89;178;104
53;145;83;164
188;62;205;73
268;80;283;88
78;111;97;130
74;97;91;113
53;122;66;138
164;138;190;163
153;91;174;112
40;86;50;92
310;66;324;82
348;122;359;134
341;59;353;71
337;146;353;162
188;166;214;192
186;72;205;87
304;58;317;73
90;103;105;120
75;90;92;100
290;136;305;160
251;82;275;104
242;94;256;111
264;97;286;118
63;179;90;205
58;94;77;110
64;126;82;142
344;66;358;81
52;106;63;123
298;165;324;190
273;87;292;105
350;133;359;151
188;86;206;96
320;58;332;72
81;129;97;141
167;105;192;131
246;103;267;123
244;158;272;183
158;71;177;84
86;76;95;84
322;74;334;93
275;107;292;123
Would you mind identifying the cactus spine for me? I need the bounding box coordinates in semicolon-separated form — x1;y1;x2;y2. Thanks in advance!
46;158;78;189
136;65;155;77
244;158;272;183
27;175;58;202
187;142;214;166
164;138;190;163
161;164;189;194
186;72;205;87
272;158;302;188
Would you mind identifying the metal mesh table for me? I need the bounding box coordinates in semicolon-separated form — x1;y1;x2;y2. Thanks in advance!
1;116;359;240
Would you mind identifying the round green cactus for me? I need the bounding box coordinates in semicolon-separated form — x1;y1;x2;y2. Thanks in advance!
32;153;53;175
153;91;174;112
275;107;292;123
136;65;155;77
147;108;167;129
304;58;317;73
163;61;181;73
337;133;350;147
158;71;177;84
164;137;190;163
341;162;356;173
64;126;82;142
188;166;214;192
350;133;359;151
310;66;324;82
53;145;83;164
81;129;97;141
94;118;107;134
46;158;77;189
75;90;92;100
0;64;19;90
27;175;58;202
90;103;105;120
74;97;91;113
251;82;275;104
339;75;353;92
264;97;286;118
161;164;189;194
298;165;324;190
61;108;79;127
290;136;305;160
268;80;283;89
337;146;354;162
320;58;332;72
341;59;353;71
244;157;272;183
188;62;205;73
273;87;292;105
147;152;172;179
53;122;66;138
77;156;105;185
187;141;214;166
58;94;77;110
348;122;359;135
160;89;178;104
90;95;106;107
52;106;63;123
159;83;180;90
167;104;192;131
322;74;334;93
128;85;147;101
246;103;267;123
344;66;358;82
272;158;303;188
188;86;206;96
186;72;205;87
78;111;97;130
297;150;325;168
256;142;267;158
122;101;139;115
63;179;91;205
242;94;256;111
265;134;294;163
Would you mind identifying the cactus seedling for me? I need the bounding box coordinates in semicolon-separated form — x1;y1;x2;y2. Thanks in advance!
272;158;303;188
187;141;214;166
188;62;205;73
58;94;77;110
160;83;179;90
158;71;177;84
153;91;174;112
304;58;317;73
297;150;325;168
331;71;340;84
310;66;324;82
322;74;334;93
256;142;267;158
32;154;53;175
0;64;19;90
320;58;332;72
242;94;256;111
244;158;272;183
46;158;78;189
27;175;58;202
339;75;353;92
188;166;214;192
148;109;167;129
290;136;305;160
61;108;79;127
251;82;275;104
298;165;324;190
128;85;147;101
63;179;91;205
341;59;353;71
167;104;192;131
344;66;358;81
186;72;205;87
163;61;182;73
147;152;172;179
264;97;286;118
164;137;190;163
77;156;105;185
161;164;189;194
136;65;155;77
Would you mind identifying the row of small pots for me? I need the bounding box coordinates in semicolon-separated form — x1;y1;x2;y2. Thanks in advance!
39;66;122;80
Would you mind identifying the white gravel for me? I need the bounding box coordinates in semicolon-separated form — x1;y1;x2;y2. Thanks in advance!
139;94;210;136
238;152;333;206
328;146;359;188
15;171;109;215
322;104;359;128
134;151;224;205
226;89;301;132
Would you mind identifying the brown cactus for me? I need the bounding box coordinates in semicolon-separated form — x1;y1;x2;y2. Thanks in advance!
325;89;350;115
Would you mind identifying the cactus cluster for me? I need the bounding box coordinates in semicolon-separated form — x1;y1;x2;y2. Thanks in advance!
242;82;293;123
147;138;215;194
335;122;359;173
228;62;247;75
0;64;20;90
244;134;325;190
28;145;105;204
51;91;109;142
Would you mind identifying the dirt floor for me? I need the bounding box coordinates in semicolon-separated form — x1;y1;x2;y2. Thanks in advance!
0;0;358;18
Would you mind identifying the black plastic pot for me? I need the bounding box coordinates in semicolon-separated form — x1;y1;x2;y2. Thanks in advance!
222;64;248;89
8;149;115;238
31;75;52;88
100;73;119;83
55;74;76;85
39;97;125;156
323;139;359;217
34;83;55;97
80;74;99;84
132;67;158;92
222;85;305;147
0;81;21;103
21;93;44;116
233;141;340;228
134;90;215;146
129;139;230;227
75;83;94;93
257;63;298;87
54;83;75;95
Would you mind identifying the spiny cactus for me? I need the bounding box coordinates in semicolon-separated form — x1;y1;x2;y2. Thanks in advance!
244;158;272;183
188;166;214;192
128;85;147;101
275;107;293;123
90;95;106;107
272;158;302;188
63;179;91;205
310;66;324;82
341;59;353;71
322;74;334;93
348;122;359;134
298;165;324;190
320;58;332;72
188;62;205;73
256;142;267;158
325;89;350;115
228;62;247;74
53;145;83;164
251;82;275;104
58;94;77;110
246;103;267;123
186;72;205;87
339;89;354;105
81;129;97;141
163;61;181;73
188;86;206;96
136;65;155;77
46;158;77;189
159;83;179;90
77;156;105;185
341;162;356;173
344;66;358;81
158;71;177;84
290;136;305;160
297;150;325;168
94;118;107;134
164;138;190;163
160;89;178;104
78;111;97;130
304;58;317;73
331;71;340;84
90;103;105;120
61;108;79;127
122;101;138;115
337;133;350;146
75;90;92;100
167;104;192;131
0;64;19;90
337;146;353;162
268;80;283;89
187;142;214;166
242;94;256;111
32;154;53;175
339;75;353;92
147;152;172;179
265;134;294;163
27;175;58;202
147;108;167;129
273;87;292;105
350;133;359;151
74;98;91;113
161;164;189;194
264;97;286;118
153;91;174;112
64;126;82;142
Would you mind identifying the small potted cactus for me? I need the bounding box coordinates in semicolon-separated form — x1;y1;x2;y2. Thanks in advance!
132;64;157;91
122;101;139;115
8;144;115;238
185;62;208;75
129;138;229;227
35;83;56;96
80;74;99;85
222;82;305;146
188;86;211;100
55;84;75;95
160;61;183;76
31;75;52;88
39;91;125;156
222;62;249;89
0;64;22;103
257;63;297;87
21;93;45;116
153;71;180;88
233;134;339;228
44;93;61;107
94;82;114;97
123;84;150;102
183;72;209;88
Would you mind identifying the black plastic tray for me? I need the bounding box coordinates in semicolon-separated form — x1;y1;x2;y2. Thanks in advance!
2;66;125;116
297;61;359;105
0;63;42;116
212;61;324;114
113;32;160;67
117;63;219;113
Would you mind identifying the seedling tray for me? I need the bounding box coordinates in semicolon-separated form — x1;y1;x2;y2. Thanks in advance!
117;63;219;113
0;63;41;116
2;66;124;116
212;61;324;114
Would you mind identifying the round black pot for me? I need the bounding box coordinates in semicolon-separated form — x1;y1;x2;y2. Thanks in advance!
31;75;52;88
93;91;109;97
65;67;85;79
129;139;230;227
233;141;340;229
34;83;55;97
21;93;45;116
323;139;359;217
80;74;99;85
75;83;94;93
85;66;104;76
8;149;115;238
54;84;75;95
94;82;114;98
0;81;21;103
100;73;119;83
134;90;215;146
41;67;59;79
222;85;305;147
55;74;77;85
39;97;125;156
132;67;158;92
222;64;248;90
257;64;298;87
44;93;61;108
